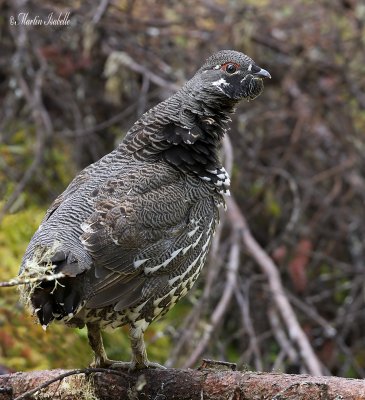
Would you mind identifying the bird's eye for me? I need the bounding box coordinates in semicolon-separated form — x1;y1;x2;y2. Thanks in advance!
222;63;239;74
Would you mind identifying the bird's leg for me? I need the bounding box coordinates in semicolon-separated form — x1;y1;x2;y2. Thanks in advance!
129;326;166;369
87;322;166;370
87;322;112;367
129;325;149;368
109;325;166;370
87;322;136;369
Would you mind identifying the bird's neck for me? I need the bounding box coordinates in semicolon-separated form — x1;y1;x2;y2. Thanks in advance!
119;89;234;195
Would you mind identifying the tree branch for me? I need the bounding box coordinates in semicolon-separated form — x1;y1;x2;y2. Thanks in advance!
1;364;365;400
226;196;324;376
183;235;240;367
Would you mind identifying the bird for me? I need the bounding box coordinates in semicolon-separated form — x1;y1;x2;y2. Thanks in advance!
19;50;270;370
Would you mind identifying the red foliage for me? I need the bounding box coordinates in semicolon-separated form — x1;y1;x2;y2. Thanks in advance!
288;239;312;294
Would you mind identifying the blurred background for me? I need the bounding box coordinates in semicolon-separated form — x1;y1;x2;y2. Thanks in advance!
0;0;365;377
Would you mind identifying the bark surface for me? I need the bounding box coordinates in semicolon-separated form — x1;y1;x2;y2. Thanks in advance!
1;363;365;400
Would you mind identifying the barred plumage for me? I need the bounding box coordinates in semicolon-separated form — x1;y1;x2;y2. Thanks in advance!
19;50;270;369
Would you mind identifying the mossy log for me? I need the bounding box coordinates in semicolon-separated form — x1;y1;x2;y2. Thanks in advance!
1;361;365;400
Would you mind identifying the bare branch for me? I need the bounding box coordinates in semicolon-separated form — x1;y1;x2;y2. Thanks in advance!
234;283;264;371
183;235;240;367
226;196;323;375
2;366;365;399
92;0;110;24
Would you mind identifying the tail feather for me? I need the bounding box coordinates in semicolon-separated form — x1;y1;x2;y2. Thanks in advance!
31;275;83;326
20;245;84;327
31;286;58;326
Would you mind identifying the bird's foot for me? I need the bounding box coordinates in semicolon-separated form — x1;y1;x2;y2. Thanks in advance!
110;360;167;371
139;361;167;370
89;358;122;369
90;358;166;371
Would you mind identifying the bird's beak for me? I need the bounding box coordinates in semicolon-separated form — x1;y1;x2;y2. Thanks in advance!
253;67;271;79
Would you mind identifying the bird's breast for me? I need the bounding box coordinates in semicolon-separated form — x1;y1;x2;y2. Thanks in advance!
79;213;218;330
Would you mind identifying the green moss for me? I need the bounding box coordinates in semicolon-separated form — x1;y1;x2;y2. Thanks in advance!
0;208;92;371
264;190;282;218
0;206;44;279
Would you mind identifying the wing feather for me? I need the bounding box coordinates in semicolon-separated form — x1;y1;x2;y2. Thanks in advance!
81;167;216;311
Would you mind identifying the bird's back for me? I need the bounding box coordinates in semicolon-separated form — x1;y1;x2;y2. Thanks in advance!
20;149;122;276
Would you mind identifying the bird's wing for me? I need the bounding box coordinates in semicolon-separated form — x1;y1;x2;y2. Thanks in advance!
80;164;215;311
42;169;91;223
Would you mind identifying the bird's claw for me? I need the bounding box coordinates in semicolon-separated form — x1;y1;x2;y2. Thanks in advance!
110;360;167;371
91;358;166;371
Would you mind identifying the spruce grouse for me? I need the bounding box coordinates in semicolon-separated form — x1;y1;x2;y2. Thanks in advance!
19;50;270;369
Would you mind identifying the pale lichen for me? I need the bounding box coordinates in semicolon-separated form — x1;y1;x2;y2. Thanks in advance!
18;241;65;311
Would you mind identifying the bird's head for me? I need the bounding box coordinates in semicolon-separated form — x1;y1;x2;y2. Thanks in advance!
190;50;271;103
